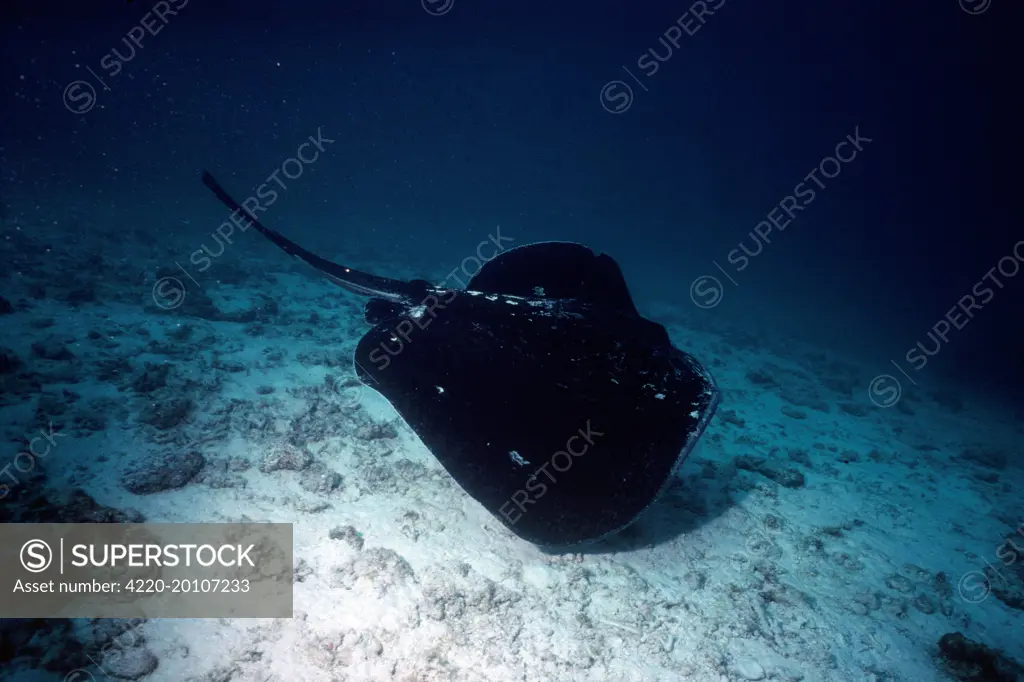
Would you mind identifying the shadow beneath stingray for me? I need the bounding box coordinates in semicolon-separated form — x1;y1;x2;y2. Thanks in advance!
538;461;747;556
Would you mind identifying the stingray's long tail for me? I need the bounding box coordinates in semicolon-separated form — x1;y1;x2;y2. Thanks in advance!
201;171;424;303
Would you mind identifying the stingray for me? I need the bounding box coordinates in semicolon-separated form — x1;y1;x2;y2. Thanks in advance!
201;171;719;548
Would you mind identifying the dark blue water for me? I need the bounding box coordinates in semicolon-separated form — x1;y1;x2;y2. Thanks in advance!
3;0;1016;403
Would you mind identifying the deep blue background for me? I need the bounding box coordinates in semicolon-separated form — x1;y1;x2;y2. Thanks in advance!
1;0;1019;402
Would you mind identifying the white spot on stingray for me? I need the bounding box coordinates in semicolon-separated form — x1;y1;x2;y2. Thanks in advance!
655;393;666;400
485;294;500;301
408;305;427;319
435;386;445;394
689;410;699;418
506;300;519;305
509;450;529;466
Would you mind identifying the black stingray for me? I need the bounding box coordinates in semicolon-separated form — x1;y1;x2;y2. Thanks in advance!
202;171;720;547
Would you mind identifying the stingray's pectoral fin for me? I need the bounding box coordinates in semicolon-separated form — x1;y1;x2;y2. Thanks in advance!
201;171;422;302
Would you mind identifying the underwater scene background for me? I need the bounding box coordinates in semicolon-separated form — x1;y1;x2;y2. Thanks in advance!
1;0;1019;680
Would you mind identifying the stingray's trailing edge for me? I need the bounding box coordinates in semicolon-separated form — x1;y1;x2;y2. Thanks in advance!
202;170;720;548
